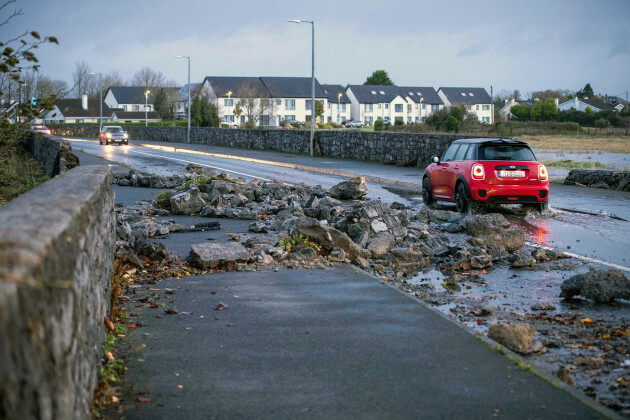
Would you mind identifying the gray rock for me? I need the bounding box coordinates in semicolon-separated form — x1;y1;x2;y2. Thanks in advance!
367;232;395;258
560;269;630;303
471;254;493;269
248;221;268;233
328;247;347;262
465;213;511;236
170;186;206;215
531;302;556;311
510;252;537;268
296;217;369;263
134;239;173;263
330;176;368;200
488;323;536;353
188;242;251;269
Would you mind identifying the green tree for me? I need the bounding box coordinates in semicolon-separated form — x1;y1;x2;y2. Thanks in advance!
364;70;394;86
577;83;594;99
191;95;220;127
153;88;174;120
584;106;594;117
314;100;324;121
541;97;558;120
445;116;460;132
531;101;543;121
509;105;530;120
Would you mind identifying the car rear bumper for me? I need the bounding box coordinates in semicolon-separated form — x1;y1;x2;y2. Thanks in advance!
469;183;549;203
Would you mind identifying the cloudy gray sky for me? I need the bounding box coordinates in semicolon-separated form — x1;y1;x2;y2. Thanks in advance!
7;0;630;97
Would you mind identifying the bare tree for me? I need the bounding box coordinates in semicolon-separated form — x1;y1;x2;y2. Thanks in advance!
235;81;273;127
72;60;92;98
130;67;177;88
36;76;68;99
103;70;124;88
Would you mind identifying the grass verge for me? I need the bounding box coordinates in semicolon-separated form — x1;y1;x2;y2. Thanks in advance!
541;159;609;170
519;135;630;153
0;137;50;206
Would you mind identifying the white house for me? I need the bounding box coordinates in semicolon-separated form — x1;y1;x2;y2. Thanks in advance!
558;97;615;112
321;84;351;124
346;85;442;125
437;87;493;123
41;96;114;124
104;86;180;113
200;76;328;127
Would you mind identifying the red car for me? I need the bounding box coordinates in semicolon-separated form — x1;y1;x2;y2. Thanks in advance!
422;138;549;212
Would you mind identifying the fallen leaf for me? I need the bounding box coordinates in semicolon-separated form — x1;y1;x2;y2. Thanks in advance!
105;351;115;361
136;397;151;403
164;309;179;315
149;303;159;308
215;302;228;311
211;291;217;295
581;317;594;324
110;396;119;403
104;317;115;332
128;323;137;328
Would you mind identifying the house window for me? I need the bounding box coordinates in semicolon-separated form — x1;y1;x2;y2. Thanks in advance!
224;98;233;106
482;105;490;110
482;117;490;123
365;116;373;124
407;117;412;123
241;115;245;123
276;99;282;105
327;116;331;122
395;116;403;122
384;117;390;123
75;119;84;123
284;115;296;122
365;104;373;112
407;104;411;111
415;117;420;122
328;102;331;109
469;93;474;96
461;92;466;97
377;103;381;109
133;105;139;111
395;104;403;112
371;90;376;94
377;116;382;120
285;99;295;110
385;104;389;109
123;105;128;111
223;115;234;123
341;104;346;112
262;115;269;125
379;90;385;95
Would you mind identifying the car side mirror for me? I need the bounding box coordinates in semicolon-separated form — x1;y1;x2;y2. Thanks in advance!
432;155;440;164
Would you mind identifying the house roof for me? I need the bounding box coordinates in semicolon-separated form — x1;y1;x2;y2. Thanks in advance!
397;86;443;104
261;77;327;98
321;84;351;103
114;111;161;120
559;97;615;111
48;99;113;118
107;86;181;104
203;77;267;97
438;87;491;104
347;85;406;104
178;83;201;101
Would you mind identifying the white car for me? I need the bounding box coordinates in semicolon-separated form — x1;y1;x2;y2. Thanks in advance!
345;120;364;128
29;125;51;135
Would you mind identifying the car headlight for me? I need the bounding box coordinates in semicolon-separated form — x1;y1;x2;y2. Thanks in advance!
106;133;112;138
124;133;128;139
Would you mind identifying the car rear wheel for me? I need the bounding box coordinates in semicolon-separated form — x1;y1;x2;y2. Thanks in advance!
455;183;469;213
422;177;434;206
538;201;548;212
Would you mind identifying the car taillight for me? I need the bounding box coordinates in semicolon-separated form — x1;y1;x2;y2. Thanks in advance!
538;164;548;181
471;163;485;180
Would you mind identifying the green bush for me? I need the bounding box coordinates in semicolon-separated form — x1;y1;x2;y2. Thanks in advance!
594;118;611;128
445;116;460;132
394;119;404;126
373;120;384;131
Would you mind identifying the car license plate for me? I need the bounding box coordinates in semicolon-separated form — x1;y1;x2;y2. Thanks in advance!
498;170;525;177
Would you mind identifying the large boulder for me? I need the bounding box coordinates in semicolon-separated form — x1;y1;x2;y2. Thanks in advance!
465;214;511;236
188;242;251;269
560;269;630;303
134;239;173;263
330;177;368;200
296;217;369;262
488;323;536;353
170;186;206;215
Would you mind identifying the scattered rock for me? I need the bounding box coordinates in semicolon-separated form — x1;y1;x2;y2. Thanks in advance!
488;323;536;353
188;242;251;269
367;232;395;258
560;269;630;303
170;185;206;215
330;176;368;200
531;302;556;311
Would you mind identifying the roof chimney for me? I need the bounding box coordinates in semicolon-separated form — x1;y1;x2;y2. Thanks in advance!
82;95;88;110
574;96;579;109
555;98;559;107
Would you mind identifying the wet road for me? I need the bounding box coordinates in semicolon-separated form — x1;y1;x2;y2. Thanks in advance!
66;137;630;271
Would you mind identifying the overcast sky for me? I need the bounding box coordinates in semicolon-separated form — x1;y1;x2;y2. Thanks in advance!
7;0;630;98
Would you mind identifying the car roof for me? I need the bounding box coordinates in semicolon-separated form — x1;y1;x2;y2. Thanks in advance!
452;138;528;145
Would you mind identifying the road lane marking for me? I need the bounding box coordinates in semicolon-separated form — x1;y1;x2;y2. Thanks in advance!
526;242;630;272
138;143;423;190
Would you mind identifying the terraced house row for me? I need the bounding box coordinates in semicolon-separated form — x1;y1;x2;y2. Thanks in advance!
40;76;494;127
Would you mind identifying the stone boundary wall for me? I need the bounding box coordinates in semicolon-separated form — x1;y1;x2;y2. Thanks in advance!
0;165;115;419
23;133;80;177
50;125;485;167
564;169;630;191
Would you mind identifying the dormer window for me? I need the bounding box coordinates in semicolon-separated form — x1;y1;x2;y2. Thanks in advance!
469;93;474;96
461;92;466;96
380;91;385;94
417;92;422;96
409;92;414;96
371;90;377;94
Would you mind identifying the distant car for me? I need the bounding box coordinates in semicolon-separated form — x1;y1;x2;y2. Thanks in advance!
345;120;364;128
221;121;238;128
99;126;128;145
29;125;51;135
422;138;549;212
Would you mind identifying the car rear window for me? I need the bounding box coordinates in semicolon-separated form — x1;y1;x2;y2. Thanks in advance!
478;144;536;161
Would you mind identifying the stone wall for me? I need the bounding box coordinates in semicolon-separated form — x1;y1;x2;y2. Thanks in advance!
0;165;115;419
564;169;630;191
23;133;80;177
50;125;484;166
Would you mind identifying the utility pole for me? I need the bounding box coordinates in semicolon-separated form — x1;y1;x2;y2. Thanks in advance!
626;91;628;112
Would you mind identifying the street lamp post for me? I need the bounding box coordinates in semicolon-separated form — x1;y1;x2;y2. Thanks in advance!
175;55;191;144
227;91;232;124
89;72;103;132
287;19;315;157
145;90;151;127
337;92;342;125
